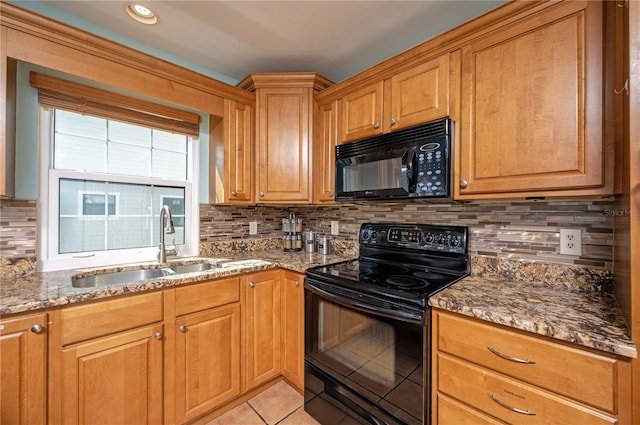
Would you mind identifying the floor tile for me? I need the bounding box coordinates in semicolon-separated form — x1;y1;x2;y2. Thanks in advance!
278;406;322;425
206;402;265;425
248;381;303;425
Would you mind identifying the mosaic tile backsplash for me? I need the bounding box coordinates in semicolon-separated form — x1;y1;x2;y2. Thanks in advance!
2;198;616;271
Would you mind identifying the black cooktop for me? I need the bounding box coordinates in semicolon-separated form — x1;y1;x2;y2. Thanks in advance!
305;223;470;308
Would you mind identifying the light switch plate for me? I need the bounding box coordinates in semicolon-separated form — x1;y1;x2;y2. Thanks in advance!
249;221;258;235
330;221;339;235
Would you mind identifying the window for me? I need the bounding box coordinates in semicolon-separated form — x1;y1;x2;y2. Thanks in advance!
34;73;200;271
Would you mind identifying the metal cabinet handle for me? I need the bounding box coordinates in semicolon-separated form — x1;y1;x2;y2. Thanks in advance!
390;118;396;126
373;122;380;129
179;325;187;333
31;324;44;334
329;192;334;197
154;332;163;340
614;79;629;95
295;280;300;286
460;180;468;189
231;191;237;196
259;192;265;197
487;347;536;364
488;393;536;416
249;281;256;288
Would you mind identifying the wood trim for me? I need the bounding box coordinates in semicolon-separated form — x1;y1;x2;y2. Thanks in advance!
237;72;333;91
0;2;254;115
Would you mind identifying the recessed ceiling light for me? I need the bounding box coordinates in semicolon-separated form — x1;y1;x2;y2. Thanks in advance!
126;3;158;25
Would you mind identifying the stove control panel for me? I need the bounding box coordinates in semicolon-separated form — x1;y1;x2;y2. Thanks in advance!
360;223;468;255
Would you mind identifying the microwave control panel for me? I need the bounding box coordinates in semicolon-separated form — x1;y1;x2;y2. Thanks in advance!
414;142;447;197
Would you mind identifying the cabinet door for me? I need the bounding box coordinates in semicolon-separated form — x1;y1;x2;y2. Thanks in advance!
458;1;606;198
223;100;254;204
175;304;241;423
243;270;281;390
256;87;311;203
389;54;450;131
0;31;16;199
60;324;163;425
0;313;47;425
313;100;338;204
281;271;304;391
340;81;384;143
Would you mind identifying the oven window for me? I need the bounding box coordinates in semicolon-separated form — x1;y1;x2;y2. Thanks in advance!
306;292;424;425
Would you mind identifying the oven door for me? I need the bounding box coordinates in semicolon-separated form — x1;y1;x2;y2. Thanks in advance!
304;278;427;425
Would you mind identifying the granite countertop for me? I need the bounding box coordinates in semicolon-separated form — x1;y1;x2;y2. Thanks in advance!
0;250;352;316
1;250;636;359
429;276;637;359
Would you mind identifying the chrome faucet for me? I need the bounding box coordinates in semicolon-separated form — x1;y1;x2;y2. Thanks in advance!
158;205;176;263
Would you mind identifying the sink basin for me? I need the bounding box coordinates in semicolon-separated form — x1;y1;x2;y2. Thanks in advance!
72;268;175;288
169;262;218;274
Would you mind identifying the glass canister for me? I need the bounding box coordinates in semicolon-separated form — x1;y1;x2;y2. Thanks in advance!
316;235;332;255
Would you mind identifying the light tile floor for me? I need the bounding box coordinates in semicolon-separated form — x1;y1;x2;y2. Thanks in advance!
207;381;321;425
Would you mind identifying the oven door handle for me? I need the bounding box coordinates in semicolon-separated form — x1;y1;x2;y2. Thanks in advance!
305;281;424;325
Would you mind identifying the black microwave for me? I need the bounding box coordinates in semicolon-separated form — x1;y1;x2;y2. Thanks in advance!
335;118;452;201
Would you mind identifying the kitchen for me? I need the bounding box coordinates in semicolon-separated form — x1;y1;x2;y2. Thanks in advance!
1;1;639;424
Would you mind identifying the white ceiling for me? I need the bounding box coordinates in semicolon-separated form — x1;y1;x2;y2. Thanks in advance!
34;0;505;84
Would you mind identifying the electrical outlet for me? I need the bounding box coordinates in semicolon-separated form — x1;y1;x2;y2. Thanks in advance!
560;229;581;256
249;221;258;235
330;221;339;235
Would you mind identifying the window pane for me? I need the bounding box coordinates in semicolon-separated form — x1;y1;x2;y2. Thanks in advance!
152;150;187;180
109;121;152;147
54;133;106;172
59;178;185;254
153;130;187;153
55;110;106;140
108;142;151;176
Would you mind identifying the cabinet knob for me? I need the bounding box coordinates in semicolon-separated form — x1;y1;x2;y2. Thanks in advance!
154;332;163;340
329;192;334;197
231;191;237;196
249;281;256;288
295;280;300;286
259;192;265;197
390;118;397;126
460;180;468;189
179;325;187;333
30;324;44;334
373;122;380;129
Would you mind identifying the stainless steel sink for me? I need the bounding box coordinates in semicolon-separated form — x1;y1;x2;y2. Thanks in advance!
169;262;218;274
72;268;175;288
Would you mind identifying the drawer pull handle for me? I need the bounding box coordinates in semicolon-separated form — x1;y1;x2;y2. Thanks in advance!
488;347;536;364
488;393;536;416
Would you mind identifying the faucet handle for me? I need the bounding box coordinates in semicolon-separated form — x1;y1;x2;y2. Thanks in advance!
166;238;179;258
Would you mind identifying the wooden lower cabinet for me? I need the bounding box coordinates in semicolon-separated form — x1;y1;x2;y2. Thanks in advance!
242;269;282;391
172;278;241;424
0;312;47;425
432;309;632;425
281;270;304;391
59;324;164;425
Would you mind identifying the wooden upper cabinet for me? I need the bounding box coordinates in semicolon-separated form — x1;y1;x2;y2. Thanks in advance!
457;0;609;198
210;100;254;204
1;29;16;199
313;100;339;203
238;73;333;204
340;54;451;143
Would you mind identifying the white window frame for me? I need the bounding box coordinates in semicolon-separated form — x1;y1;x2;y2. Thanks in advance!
38;107;200;271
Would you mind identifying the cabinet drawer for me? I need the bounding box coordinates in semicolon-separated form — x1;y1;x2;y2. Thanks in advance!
437;393;505;425
174;277;240;316
435;311;618;412
438;354;616;425
61;292;163;345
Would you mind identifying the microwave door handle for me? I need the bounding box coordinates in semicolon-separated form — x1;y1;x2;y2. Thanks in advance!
405;148;417;191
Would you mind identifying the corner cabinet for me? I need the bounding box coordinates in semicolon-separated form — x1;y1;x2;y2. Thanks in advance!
456;1;611;199
0;313;47;425
340;53;452;143
210;100;255;204
432;309;632;425
237;73;333;204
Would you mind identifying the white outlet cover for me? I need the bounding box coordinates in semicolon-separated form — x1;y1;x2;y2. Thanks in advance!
330;221;339;235
249;221;258;235
560;229;581;256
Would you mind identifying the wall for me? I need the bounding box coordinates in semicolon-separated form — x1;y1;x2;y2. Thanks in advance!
2;198;616;268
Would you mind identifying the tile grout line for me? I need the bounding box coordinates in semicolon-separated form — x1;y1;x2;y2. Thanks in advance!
274;405;305;425
246;401;269;425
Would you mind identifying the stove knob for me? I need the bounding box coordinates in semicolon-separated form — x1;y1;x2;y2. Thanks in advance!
437;234;446;244
451;236;461;247
362;230;370;241
371;231;378;240
425;233;434;243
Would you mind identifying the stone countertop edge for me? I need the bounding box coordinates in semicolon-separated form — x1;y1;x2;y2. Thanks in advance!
0;251;351;317
1;251;636;359
429;275;637;359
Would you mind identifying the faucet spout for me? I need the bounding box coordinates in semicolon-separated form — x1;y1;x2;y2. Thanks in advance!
158;205;176;263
